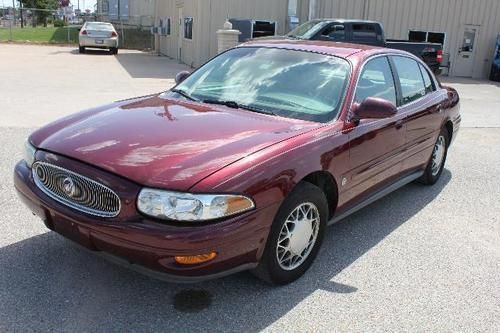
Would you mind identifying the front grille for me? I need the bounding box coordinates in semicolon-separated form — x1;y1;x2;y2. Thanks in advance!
32;162;121;218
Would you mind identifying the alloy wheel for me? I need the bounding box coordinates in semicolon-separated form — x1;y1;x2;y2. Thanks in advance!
431;135;446;176
276;202;320;271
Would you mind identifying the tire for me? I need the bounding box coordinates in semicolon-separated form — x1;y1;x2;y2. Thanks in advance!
110;47;118;55
78;46;85;54
418;127;449;185
252;182;328;285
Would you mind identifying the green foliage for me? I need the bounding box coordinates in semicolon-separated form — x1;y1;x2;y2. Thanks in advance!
0;26;79;44
19;0;59;26
53;19;65;27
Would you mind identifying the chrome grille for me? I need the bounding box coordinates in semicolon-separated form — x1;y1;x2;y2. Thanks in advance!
32;162;121;217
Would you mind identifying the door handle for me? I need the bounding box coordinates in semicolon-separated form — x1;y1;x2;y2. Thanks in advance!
395;120;403;130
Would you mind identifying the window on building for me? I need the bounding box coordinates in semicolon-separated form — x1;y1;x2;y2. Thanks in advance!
427;32;445;45
409;30;446;47
352;23;377;40
408;30;427;42
184;17;193;39
355;57;397;106
419;63;435;94
160;17;170;36
392;56;426;105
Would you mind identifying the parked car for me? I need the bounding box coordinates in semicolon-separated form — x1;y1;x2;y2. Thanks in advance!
78;21;118;54
14;40;460;284
286;19;443;73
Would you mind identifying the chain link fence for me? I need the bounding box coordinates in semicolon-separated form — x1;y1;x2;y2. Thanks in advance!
0;6;154;50
99;14;154;50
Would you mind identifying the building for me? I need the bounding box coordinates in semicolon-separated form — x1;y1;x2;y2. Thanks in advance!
137;0;500;79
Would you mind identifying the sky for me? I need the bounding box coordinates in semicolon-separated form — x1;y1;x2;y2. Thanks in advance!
1;0;97;11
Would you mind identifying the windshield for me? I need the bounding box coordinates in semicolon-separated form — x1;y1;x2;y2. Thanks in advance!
167;47;350;123
287;20;329;39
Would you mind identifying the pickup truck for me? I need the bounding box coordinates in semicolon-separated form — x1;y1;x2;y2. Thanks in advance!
286;19;443;73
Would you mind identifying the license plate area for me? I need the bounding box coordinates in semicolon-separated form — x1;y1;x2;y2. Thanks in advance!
95;39;104;44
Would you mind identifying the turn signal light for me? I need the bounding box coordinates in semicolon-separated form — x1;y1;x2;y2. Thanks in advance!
175;252;217;265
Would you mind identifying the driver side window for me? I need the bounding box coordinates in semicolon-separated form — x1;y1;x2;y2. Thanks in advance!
355;57;397;106
320;24;345;41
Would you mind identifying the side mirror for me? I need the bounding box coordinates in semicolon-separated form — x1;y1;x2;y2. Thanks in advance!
175;71;191;84
352;97;397;120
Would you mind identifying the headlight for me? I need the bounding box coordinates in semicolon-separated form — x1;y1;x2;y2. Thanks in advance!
137;188;255;222
23;140;36;168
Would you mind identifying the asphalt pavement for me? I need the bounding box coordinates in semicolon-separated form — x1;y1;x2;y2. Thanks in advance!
0;44;498;332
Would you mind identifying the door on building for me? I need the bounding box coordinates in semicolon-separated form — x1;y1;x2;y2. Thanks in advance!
454;25;480;77
178;7;183;61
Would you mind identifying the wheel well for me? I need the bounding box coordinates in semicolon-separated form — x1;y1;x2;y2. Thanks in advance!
445;121;453;146
302;171;338;219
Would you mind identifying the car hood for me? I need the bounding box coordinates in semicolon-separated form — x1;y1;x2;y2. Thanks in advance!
30;95;320;190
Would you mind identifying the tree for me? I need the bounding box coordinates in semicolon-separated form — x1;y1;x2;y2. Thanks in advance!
19;0;60;27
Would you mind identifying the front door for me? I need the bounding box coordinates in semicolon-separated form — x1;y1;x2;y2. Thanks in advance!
178;7;183;61
342;56;405;208
454;25;479;77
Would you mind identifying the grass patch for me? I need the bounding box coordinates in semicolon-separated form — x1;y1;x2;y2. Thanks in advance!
0;26;79;44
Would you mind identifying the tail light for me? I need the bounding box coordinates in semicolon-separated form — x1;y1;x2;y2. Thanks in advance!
111;31;118;37
437;49;443;63
80;30;87;35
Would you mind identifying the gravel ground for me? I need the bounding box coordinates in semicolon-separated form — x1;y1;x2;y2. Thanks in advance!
0;45;499;332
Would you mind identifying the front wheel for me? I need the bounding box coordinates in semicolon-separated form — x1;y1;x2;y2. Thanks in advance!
252;182;328;284
418;127;449;185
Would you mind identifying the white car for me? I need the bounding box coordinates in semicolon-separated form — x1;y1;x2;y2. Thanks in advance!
79;22;119;54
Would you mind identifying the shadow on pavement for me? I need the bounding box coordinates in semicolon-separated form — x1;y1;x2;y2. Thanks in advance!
114;52;190;79
0;171;451;332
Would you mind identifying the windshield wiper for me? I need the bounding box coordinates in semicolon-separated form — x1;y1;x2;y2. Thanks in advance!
203;99;276;116
171;88;199;102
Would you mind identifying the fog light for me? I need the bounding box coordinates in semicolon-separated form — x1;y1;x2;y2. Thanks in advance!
175;252;217;265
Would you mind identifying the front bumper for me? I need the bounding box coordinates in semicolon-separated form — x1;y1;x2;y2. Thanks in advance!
14;157;279;282
79;36;118;48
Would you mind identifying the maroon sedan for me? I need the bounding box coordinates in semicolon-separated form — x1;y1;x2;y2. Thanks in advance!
14;40;460;284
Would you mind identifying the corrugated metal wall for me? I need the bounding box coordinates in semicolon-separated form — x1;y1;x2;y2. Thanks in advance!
313;0;500;78
151;0;500;78
155;0;288;67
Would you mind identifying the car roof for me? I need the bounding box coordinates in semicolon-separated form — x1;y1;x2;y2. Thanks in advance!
309;18;382;24
240;39;409;60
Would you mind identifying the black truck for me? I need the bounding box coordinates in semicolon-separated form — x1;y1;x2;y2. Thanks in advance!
286;19;443;73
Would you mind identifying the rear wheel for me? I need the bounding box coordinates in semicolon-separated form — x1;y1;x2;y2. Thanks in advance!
418;127;449;185
110;47;118;55
78;46;85;54
252;182;328;284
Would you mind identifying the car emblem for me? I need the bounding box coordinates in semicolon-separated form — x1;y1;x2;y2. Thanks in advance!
62;177;76;197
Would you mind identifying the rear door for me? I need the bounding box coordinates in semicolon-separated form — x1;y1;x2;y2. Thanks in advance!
390;56;446;174
342;56;406;208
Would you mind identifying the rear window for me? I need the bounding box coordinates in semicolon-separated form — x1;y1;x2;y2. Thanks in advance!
85;23;114;31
